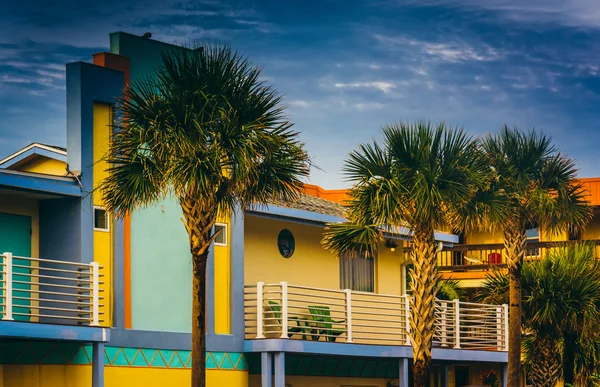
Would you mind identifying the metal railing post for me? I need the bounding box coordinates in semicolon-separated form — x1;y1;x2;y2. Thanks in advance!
453;299;461;349
280;281;288;339
256;282;265;338
404;295;411;345
90;262;100;326
441;301;448;347
503;303;509;351
2;253;13;321
345;289;353;343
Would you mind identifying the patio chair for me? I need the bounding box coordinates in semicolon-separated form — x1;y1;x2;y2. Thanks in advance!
308;305;346;342
267;300;309;339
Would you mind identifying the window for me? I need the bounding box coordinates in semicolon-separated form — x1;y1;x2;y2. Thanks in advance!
94;207;109;231
339;250;375;292
214;223;227;246
525;227;539;257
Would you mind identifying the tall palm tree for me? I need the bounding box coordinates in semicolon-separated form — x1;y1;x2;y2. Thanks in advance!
482;127;592;387
99;45;310;386
479;244;600;386
322;122;492;386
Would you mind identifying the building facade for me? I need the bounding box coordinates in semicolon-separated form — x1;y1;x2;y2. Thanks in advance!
0;32;510;387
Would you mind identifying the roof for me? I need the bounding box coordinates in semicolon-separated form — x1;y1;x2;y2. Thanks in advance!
0;143;67;168
270;192;346;218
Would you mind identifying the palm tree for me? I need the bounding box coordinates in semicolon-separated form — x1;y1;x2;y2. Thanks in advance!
322;121;492;386
482;127;592;387
479;244;600;386
99;45;310;386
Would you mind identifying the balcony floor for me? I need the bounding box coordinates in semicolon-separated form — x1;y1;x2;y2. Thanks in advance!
0;321;109;342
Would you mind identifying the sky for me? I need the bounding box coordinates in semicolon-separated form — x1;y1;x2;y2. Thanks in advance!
1;0;600;188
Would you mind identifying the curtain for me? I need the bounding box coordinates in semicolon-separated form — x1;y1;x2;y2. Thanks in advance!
339;250;374;292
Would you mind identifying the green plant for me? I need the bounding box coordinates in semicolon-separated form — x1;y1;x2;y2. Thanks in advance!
479;369;499;387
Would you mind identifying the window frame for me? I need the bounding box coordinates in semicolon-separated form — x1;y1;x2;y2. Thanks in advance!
339;249;376;293
214;223;228;246
93;206;110;232
525;227;540;258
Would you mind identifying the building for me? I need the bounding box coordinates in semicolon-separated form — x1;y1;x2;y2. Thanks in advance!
0;32;509;387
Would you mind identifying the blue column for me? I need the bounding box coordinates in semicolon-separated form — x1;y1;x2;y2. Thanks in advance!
206;246;215;335
261;352;272;387
274;352;285;387
442;364;449;387
399;358;409;387
92;342;104;387
502;364;508;387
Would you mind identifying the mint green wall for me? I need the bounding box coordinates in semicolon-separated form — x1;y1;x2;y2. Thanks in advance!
130;197;192;332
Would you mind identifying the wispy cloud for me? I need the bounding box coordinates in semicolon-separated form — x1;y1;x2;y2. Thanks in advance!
334;81;397;94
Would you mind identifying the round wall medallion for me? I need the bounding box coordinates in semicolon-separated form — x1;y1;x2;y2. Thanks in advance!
277;229;295;258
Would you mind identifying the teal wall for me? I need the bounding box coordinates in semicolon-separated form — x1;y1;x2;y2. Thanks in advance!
130;196;192;332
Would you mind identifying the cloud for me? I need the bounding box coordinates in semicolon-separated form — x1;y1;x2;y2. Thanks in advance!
374;34;501;63
288;100;311;108
354;102;387;111
334;81;397;94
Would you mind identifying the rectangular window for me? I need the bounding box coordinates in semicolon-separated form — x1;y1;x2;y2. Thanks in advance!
214;223;227;246
525;227;539;257
339;250;374;292
94;207;109;232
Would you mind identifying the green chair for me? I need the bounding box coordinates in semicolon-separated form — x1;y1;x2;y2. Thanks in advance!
308;305;346;342
267;301;309;339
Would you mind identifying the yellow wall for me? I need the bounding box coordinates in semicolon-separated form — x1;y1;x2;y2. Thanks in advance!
583;216;600;239
244;215;407;295
249;374;388;387
214;213;231;334
93;103;113;327
465;230;503;245
16;157;67;176
1;366;247;387
0;195;39;257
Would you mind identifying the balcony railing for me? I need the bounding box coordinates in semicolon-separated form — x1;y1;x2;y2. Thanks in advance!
0;252;104;326
437;240;600;270
244;282;508;351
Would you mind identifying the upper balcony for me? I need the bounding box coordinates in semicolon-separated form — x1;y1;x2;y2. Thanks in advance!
244;281;507;352
437;240;600;272
0;252;104;329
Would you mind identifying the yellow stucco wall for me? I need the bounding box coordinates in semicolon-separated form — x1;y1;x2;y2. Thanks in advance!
244;215;407;295
249;374;388;387
93;103;113;327
465;230;503;245
214;213;231;334
1;366;247;387
15;157;67;176
583;216;600;239
0;195;39;257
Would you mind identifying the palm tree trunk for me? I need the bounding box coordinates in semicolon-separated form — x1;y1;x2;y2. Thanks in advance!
409;227;439;387
528;333;562;387
192;254;208;387
504;219;526;387
563;332;577;385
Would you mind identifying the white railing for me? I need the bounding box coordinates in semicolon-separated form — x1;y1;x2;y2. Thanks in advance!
244;282;508;352
0;252;104;326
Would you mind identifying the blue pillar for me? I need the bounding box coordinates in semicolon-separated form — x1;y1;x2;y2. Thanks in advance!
442;364;449;387
399;358;409;387
92;342;104;387
261;352;272;387
274;352;285;387
502;364;508;387
206;246;215;335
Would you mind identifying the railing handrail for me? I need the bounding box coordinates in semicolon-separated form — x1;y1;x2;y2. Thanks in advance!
438;239;600;252
0;254;101;269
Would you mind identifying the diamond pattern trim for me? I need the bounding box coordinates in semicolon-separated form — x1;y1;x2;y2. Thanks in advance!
0;342;246;370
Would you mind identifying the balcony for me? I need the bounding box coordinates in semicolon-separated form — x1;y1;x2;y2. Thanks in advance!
244;282;507;352
437;240;600;271
0;252;104;326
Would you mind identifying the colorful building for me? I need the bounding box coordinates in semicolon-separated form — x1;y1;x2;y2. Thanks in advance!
0;32;510;387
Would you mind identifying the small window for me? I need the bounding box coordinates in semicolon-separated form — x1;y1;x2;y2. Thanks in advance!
214;223;227;246
525;228;539;257
94;207;109;231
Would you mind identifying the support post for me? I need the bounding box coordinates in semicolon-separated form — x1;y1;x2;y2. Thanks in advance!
503;303;509;351
280;282;288;339
257;282;265;338
261;352;272;387
404;295;411;345
2;252;13;321
502;363;508;387
442;364;449;387
91;262;100;326
345;289;353;342
399;358;409;387
453;299;461;349
92;342;104;387
274;352;285;387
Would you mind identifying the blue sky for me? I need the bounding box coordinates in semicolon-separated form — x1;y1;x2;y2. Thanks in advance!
1;0;600;188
